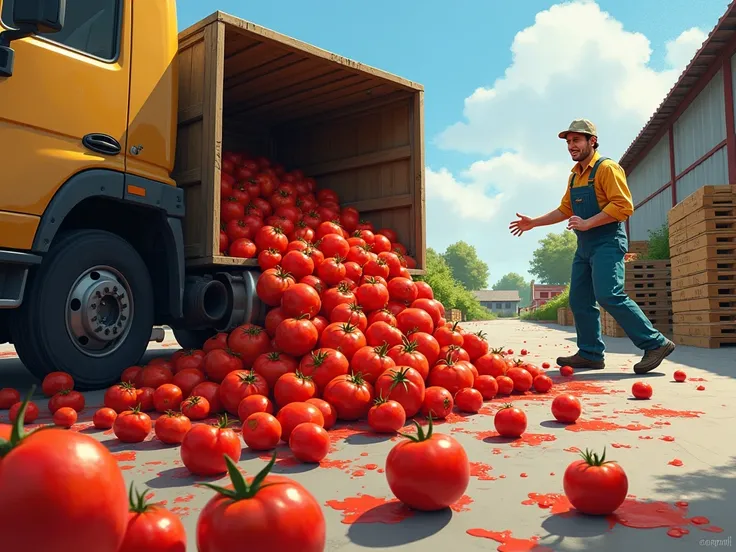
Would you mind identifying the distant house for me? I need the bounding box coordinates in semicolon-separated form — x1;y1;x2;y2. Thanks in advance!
472;290;521;317
529;281;566;309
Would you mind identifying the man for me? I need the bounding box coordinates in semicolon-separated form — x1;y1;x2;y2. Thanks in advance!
509;119;675;374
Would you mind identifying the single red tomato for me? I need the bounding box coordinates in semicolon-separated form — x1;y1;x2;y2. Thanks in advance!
563;447;628;515
542;361;551;369
494;404;527;437
506;366;534;393
474;349;507;378
153;383;184;413
274;371;317;407
276;402;325;441
173;349;206;374
289;422;330;462
322;373;375;421
274;316;319;357
181;395;211;421
299;348;350;393
387;339;430;380
349;343;396;384
203;348;245;384
474;375;498;400
48;389;85;413
0;388;20;409
365;321;404;349
428;357;474;396
42;371;74;397
219;369;269;415
227;324;272;367
496;375;514;395
52;406;78;428
9;401;39;423
139;364;173;389
374;366;425;418
420;386;453;419
118;485;187;552
135;387;155;412
191;382;223;413
93;407;118;429
242;412;282;451
196;454;325;552
368;397;406;433
253;351;298;390
673;370;687;382
385;417;469;511
181;415;242;476
551;394;582;423
104;382;139;413
631;381;652;399
454;388;483;413
533;374;553;393
172;368;206;397
154;411;192;445
237;394;273;422
306;398;337;429
203;332;229;353
0;394;129;552
560;365;574;377
318;321;367;361
113;405;152;443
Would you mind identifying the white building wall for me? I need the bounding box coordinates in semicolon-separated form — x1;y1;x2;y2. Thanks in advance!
626;134;671;206
628;189;671;241
676;146;728;202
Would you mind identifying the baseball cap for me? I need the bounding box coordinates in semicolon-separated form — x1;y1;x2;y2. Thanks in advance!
559;119;597;139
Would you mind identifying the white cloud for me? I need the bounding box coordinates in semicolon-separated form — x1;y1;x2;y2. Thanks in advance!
425;0;710;283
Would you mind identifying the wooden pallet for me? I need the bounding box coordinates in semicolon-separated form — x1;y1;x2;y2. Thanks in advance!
628;241;649;255
669;228;688;247
668;185;736;226
672;258;736;278
674;323;736;338
670;231;736;257
624;269;671;282
670;245;736;268
626;280;671;292
671;220;736;248
672;297;736;313
671;283;736;302
625;260;671;271
670;206;736;235
673;334;736;348
673;310;736;324
671;271;736;292
629;289;671;302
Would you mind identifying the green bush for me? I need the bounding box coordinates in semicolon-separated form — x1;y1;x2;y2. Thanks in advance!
415;249;496;321
643;224;669;260
520;287;570;321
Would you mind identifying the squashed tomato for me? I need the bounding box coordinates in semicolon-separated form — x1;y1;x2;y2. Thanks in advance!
563;448;628;515
385;416;469;511
196;454;325;552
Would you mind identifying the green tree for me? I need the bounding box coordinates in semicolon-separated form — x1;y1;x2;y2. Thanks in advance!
416;248;494;321
493;272;531;307
441;241;490;290
528;231;576;285
644;224;669;260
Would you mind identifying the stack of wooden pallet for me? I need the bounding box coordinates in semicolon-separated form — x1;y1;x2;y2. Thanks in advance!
628;240;649;258
601;259;673;338
447;308;463;323
557;307;575;326
668;185;736;348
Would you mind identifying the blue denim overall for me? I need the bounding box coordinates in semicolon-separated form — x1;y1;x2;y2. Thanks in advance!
568;157;666;361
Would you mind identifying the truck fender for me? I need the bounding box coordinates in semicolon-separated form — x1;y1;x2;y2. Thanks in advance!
31;169;185;318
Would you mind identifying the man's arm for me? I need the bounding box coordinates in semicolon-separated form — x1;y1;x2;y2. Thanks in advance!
532;209;569;227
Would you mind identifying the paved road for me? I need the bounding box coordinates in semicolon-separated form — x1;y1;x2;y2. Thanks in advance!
1;320;734;551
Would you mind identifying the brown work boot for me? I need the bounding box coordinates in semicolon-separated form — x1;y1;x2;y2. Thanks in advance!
634;339;676;374
555;353;605;370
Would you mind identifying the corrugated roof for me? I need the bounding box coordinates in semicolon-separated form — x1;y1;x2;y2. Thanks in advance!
473;290;521;302
619;1;736;171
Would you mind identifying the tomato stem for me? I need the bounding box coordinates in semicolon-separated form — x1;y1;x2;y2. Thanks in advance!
128;482;159;514
0;385;54;458
579;446;611;466
200;452;278;500
397;413;434;442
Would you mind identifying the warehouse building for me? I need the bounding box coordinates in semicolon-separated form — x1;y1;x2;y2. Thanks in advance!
620;2;736;240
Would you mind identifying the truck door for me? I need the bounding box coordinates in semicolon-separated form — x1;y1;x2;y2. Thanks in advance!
0;0;131;238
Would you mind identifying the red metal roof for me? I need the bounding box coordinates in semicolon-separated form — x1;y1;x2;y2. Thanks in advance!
619;1;736;170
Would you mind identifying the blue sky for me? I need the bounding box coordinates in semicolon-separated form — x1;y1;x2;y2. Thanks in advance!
177;0;730;284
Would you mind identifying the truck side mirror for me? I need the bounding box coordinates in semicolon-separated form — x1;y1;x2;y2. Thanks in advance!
0;0;66;78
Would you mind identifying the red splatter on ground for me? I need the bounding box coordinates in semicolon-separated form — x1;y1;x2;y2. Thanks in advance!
615;407;704;419
639;435;653;440
611;443;631;449
563;446;581;453
668;458;684;467
689;377;707;382
522;493;573;515
351;470;366;478
112;451;137;462
377;468;384;474
470;461;496;481
451;494;474;512
363;463;379;470
120;465;135;471
69;422;94;432
466;529;551;551
660;436;675;442
103;429;114;436
328;425;370;443
144;460;165;466
520;473;528;477
320;458;353;471
697;385;706;391
325;494;413;524
257;449;300;467
458;430;556;447
174;494;194;503
360;452;369;457
170;506;190;517
555;380;610;396
565;419;650;432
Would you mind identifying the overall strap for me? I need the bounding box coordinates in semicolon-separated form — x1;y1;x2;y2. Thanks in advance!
568;173;576;188
587;157;610;186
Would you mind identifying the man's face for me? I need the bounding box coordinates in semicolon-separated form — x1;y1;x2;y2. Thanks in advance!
566;132;596;162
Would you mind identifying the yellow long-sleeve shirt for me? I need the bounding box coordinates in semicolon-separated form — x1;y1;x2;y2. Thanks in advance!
558;151;634;221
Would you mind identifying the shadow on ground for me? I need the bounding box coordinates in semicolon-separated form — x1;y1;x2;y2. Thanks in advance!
347;507;452;547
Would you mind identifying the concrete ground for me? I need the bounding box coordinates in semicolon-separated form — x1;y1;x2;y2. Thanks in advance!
1;319;734;551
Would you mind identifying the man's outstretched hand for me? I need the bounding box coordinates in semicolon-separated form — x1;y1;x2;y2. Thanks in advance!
509;213;534;236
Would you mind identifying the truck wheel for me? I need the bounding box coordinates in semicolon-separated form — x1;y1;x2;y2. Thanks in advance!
11;230;154;390
172;328;215;350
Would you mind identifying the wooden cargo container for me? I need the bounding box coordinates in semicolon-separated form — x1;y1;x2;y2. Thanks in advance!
173;12;426;272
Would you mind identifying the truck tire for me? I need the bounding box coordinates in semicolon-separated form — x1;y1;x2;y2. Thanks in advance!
172;328;216;350
11;230;154;390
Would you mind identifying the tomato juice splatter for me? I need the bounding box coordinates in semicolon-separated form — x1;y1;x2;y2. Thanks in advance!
112;451;137;462
522;493;573;515
564;419;650;432
325;494;413;524
470;462;496;481
466;529;552;551
615;407;704;419
451;494;474;512
174;494;194;503
668;458;684;467
320;458;353;471
611;443;632;448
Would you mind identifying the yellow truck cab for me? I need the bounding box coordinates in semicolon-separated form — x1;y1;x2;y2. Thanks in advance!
0;0;426;389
